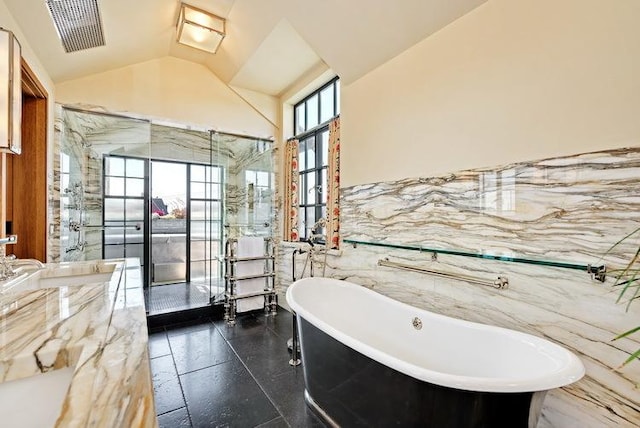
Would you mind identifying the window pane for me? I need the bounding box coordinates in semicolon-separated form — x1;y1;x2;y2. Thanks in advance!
191;240;207;261
211;184;221;200
61;153;70;172
104;227;124;245
125;225;144;244
295;103;306;134
307;94;319;129
306;172;316;205
127;158;145;178
191;182;205;199
105;198;124;221
321;130;329;167
126;199;145;221
299;174;306;205
105;244;124;259
257;172;269;187
127;178;144;197
336;81;341;115
304;137;316;170
306;209;316;235
298;209;305;239
106;157;125;176
126;243;144;261
298;139;306;171
191;164;205;182
321;168;327;203
320;85;335;123
61;174;69;193
106;177;125;196
211;166;221;183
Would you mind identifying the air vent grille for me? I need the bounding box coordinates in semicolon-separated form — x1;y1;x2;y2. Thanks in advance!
46;0;105;53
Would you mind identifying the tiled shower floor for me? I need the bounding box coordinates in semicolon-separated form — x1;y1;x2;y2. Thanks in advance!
148;308;326;427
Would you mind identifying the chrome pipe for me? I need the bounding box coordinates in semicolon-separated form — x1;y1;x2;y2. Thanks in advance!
377;258;509;290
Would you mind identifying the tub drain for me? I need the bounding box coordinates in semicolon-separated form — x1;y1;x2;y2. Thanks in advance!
412;317;422;330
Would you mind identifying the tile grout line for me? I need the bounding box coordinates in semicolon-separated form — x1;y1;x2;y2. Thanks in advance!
164;324;198;428
215;316;295;428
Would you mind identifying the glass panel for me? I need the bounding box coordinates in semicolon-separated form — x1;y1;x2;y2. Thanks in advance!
298;209;305;238
306;171;316;205
304;136;316;170
321;168;327;202
191;182;205;199
190;201;219;220
191;221;213;240
106;177;125;196
127;158;145;178
321;130;329;167
257;171;269;187
298;139;306;171
191;164;205;182
295;103;306;134
306;209;316;235
126;199;145;221
104;245;124;259
299;173;306;205
320;85;335;123
104;198;124;221
211;166;221;183
125;226;144;244
307;94;319;129
126;243;144;261
191;240;207;261
61;153;70;172
190;261;207;281
211;184;221;200
106;157;125;176
126;178;144;197
61;174;70;193
104;227;124;245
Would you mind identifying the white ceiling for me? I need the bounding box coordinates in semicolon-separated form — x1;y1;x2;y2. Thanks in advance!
4;0;486;96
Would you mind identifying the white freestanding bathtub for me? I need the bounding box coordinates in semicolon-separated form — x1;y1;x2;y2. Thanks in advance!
286;277;585;427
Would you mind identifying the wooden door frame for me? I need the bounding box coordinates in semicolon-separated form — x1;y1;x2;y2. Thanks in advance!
1;58;48;260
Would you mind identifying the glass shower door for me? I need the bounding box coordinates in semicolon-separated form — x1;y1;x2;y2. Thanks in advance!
103;155;147;272
188;163;223;302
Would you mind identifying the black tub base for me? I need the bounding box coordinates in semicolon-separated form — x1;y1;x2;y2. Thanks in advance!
299;317;547;428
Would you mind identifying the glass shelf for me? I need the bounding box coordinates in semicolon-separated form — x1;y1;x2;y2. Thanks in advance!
342;238;606;281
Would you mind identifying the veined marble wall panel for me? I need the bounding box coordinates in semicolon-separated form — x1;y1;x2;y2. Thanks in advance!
277;146;640;426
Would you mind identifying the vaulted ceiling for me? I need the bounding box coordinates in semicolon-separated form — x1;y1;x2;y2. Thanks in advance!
4;0;486;97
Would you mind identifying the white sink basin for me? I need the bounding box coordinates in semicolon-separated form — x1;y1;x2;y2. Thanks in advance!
0;367;74;428
0;262;117;294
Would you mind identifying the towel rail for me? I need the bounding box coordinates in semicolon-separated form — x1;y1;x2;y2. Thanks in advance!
377;258;509;290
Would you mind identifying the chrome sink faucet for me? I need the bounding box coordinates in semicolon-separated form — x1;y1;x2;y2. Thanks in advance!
0;235;45;280
0;254;17;280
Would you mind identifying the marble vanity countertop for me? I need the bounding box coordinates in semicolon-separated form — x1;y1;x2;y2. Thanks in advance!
0;258;157;427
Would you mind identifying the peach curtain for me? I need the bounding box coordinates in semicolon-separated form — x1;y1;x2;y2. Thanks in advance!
283;139;300;241
326;117;340;249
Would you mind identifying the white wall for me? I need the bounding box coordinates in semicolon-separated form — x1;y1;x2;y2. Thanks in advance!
56;56;276;139
341;0;640;186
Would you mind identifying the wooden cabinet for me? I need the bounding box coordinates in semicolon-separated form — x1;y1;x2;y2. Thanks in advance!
2;59;48;261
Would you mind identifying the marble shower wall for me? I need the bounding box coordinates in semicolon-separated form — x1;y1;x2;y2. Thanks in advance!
49;106;151;262
278;147;640;427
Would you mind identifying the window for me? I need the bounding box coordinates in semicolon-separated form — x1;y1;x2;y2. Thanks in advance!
293;77;339;240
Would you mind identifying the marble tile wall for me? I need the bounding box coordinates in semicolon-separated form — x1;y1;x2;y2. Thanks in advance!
277;146;640;427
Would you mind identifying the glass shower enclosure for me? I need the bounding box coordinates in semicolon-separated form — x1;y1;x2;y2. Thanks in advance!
54;106;275;316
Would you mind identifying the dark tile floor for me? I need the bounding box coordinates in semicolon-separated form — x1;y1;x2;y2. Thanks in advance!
146;281;224;315
148;308;326;428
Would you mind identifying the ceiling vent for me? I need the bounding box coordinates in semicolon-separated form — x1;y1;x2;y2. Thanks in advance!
45;0;105;53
